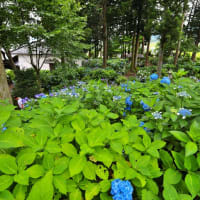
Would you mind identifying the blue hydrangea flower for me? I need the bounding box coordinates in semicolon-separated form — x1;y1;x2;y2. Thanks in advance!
139;121;145;127
139;121;151;133
126;97;133;106
160;77;171;85
35;93;46;98
150;73;158;80
140;100;150;111
111;179;133;200
152;111;162;119
178;108;192;119
125;88;131;92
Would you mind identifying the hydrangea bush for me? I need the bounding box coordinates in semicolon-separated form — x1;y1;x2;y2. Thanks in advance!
0;75;200;200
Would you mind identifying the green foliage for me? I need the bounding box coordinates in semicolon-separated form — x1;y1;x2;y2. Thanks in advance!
1;77;200;199
13;69;40;98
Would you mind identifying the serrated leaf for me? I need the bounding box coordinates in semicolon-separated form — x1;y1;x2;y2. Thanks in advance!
53;175;67;194
53;157;69;175
83;161;96;180
85;183;100;200
69;155;86;177
185;142;197;157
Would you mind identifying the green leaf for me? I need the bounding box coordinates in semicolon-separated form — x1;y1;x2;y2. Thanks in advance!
17;148;36;170
96;165;109;180
185;142;198;157
53;157;69;175
13;184;27;200
163;184;179;200
184;155;198;171
143;134;151;148
178;194;193;200
53;175;67;194
0;154;17;174
100;180;110;192
83;161;96;180
0;175;13;191
160;150;174;168
142;189;159;200
185;173;200;198
188;121;200;141
0;104;14;125
62;143;77;157
43;153;54;170
0;132;24;149
170;131;190;143
27;171;54;200
85;183;100;200
26;165;44;178
14;171;29;185
146;179;159;195
69;155;86;177
69;189;82;200
94;148;114;167
164;168;182;185
100;193;112;200
45;140;61;153
71;118;85;131
110;141;123;154
107;112;119;119
0;190;14;200
171;151;185;170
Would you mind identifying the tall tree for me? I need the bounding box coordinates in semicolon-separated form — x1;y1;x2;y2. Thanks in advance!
0;50;12;104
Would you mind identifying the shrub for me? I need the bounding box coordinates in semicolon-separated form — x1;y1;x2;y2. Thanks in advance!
13;69;40;98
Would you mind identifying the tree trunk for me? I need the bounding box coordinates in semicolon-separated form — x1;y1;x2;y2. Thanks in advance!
130;33;136;72
0;50;13;104
35;69;42;91
102;0;108;68
192;40;199;62
174;10;185;66
157;41;164;77
145;37;151;66
141;36;145;54
133;32;140;71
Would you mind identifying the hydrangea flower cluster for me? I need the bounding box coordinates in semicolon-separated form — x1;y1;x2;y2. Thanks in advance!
177;108;192;119
140;100;150;111
150;73;158;81
125;97;133;111
111;179;134;200
152;111;162;119
113;96;122;101
121;84;130;92
177;91;191;98
160;77;170;85
35;93;46;98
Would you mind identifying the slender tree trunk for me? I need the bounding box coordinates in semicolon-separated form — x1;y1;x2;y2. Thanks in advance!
133;32;140;71
0;50;13;104
102;0;108;68
174;11;185;66
145;37;151;66
157;41;164;77
192;40;199;62
141;36;145;54
130;33;136;72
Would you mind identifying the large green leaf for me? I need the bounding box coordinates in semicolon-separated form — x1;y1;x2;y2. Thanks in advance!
27;171;54;200
53;157;69;175
17;148;36;170
69;155;86;177
160;150;174;168
164;168;182;185
53;175;67;194
171;151;185;170
185;173;200;198
96;165;109;180
26;165;44;179
83;161;96;180
71;117;85;131
42;153;54;170
45;140;61;153
0;104;14;125
185;142;197;157
163;184;179;200
13;184;27;200
62;143;77;157
14;171;29;185
85;183;100;200
94;148;114;167
0;131;24;149
188;121;200;141
0;190;14;200
0;154;17;174
170;131;190;143
69;189;82;200
0;175;13;191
